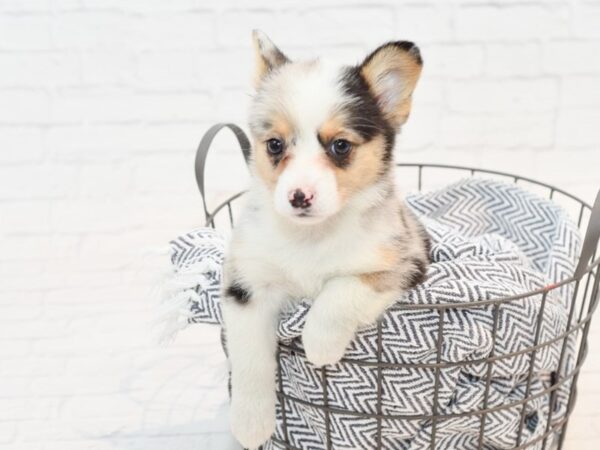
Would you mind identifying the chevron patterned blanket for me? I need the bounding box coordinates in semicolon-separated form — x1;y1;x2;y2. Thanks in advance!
162;178;581;450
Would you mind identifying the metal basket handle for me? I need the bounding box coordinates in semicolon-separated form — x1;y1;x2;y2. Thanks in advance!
574;189;600;280
194;123;251;221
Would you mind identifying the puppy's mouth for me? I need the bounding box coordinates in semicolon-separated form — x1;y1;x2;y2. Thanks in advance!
287;208;328;225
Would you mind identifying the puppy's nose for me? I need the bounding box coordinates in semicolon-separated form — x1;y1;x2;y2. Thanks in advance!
289;189;313;209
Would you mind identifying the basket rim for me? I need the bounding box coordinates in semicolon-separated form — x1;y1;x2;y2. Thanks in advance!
203;162;599;308
205;163;594;222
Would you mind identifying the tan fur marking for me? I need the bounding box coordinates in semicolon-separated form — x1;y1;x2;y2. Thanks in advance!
253;143;293;190
276;116;292;137
360;271;397;293
318;116;364;146
326;135;387;200
253;139;277;188
379;244;400;270
253;114;294;189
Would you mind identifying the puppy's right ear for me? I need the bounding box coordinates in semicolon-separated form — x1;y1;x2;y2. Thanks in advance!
252;30;289;87
360;41;423;128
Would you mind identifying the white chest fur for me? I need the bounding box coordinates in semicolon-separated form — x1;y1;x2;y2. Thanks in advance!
228;183;396;300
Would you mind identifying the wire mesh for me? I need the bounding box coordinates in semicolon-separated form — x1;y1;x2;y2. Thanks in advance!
204;164;600;450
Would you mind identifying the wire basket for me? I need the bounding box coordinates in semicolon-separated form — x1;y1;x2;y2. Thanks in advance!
195;123;600;450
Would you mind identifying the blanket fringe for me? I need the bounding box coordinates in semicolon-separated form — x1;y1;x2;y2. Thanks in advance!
153;260;222;344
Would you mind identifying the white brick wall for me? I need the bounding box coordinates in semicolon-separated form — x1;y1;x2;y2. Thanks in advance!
0;1;598;449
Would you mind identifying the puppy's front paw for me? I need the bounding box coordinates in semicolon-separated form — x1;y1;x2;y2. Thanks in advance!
230;392;276;449
302;316;354;367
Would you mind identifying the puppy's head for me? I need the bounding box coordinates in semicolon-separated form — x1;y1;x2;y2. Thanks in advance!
248;30;422;225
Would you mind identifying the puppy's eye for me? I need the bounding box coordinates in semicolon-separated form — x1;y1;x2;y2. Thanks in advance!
330;139;352;156
266;138;284;155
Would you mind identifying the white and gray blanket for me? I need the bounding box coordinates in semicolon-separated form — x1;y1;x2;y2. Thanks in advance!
161;178;581;450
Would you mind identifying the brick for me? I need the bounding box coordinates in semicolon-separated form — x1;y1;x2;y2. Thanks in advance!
217;10;275;47
137;50;201;90
0;260;69;292
0;423;15;444
440;112;554;149
423;44;485;78
80;49;136;85
0;339;30;358
132;11;216;50
65;354;130;375
396;105;441;151
85;0;198;13
0;235;79;262
0;15;52;50
0;444;43;450
485;43;542;76
413;78;444;106
0;164;78;199
0;200;51;233
47;124;138;161
556;109;600;148
446;79;558;113
0;127;45;163
561;77;600;107
51;88;212;123
78;163;131;197
212;87;251;124
0;1;52;12
455;4;569;41
0;303;43;322
132;154;196;194
394;4;454;44
126;123;214;153
0;318;70;339
572;3;600;38
0;90;51;124
52;11;133;50
49;199;132;232
64;396;143;418
0;52;80;87
277;7;395;48
0;377;30;397
0;398;58;420
30;374;123;396
195;48;253;90
542;41;600;74
531;150;600;193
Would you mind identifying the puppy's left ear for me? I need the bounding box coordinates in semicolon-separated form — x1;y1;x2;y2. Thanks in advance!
360;41;423;128
252;30;289;88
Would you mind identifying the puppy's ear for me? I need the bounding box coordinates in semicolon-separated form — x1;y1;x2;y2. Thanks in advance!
252;30;289;87
360;41;423;128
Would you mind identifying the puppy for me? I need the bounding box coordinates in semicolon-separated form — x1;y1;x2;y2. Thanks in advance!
221;30;430;449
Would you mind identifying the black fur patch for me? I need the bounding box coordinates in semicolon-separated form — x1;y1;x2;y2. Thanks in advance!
226;282;251;305
338;66;396;166
407;258;428;288
398;206;409;230
423;233;432;262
